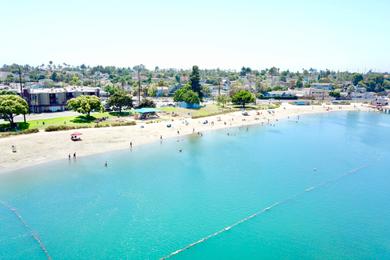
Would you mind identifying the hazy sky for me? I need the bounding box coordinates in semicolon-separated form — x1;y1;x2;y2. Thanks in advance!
1;0;389;71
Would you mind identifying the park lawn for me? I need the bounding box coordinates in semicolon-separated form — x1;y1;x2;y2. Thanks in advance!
160;103;279;119
0;111;135;132
25;112;113;130
160;104;237;118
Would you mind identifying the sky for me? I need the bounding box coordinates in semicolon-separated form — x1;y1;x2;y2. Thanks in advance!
1;0;389;72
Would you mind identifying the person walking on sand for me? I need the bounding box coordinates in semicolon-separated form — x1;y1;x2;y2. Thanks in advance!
130;141;133;149
73;152;76;159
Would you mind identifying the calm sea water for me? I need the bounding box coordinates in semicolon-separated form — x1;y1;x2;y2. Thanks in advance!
1;112;390;259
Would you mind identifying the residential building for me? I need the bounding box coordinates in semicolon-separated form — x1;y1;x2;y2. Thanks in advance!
310;83;333;91
24;86;100;113
308;88;330;100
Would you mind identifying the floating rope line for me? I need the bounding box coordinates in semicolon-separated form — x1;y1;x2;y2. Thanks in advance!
161;163;371;259
0;201;51;260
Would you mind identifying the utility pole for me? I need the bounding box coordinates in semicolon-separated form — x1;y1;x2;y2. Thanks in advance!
18;66;27;123
218;78;221;97
137;67;141;105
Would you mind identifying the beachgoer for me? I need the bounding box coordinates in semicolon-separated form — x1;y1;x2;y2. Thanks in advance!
105;161;108;167
130;141;133;149
73;152;76;158
68;154;71;160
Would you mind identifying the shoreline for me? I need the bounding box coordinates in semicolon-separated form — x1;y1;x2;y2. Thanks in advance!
0;103;374;174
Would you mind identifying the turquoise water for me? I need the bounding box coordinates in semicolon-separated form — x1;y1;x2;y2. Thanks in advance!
1;111;390;259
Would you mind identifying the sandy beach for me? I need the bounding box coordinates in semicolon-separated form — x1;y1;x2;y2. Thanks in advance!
0;103;373;173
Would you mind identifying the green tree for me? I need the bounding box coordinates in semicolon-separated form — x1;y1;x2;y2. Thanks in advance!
216;95;230;108
5;74;15;84
329;89;341;98
352;73;363;86
231;90;255;108
174;85;200;104
201;85;211;98
175;74;181;84
107;91;133;113
295;78;303;88
51;71;59;82
104;85;119;95
138;98;156;108
67;95;102;116
0;95;29;128
70;75;81;86
189;65;202;99
0;90;17;95
147;85;158;97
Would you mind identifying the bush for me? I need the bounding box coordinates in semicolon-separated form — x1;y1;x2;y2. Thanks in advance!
110;121;136;127
45;125;77;132
0;128;39;137
138;98;156;108
173;84;200;104
22;128;40;134
94;121;136;128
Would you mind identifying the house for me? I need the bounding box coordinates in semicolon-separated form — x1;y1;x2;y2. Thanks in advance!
310;83;333;91
350;91;375;101
24;86;100;113
371;97;389;106
262;90;298;100
156;86;169;97
308;88;330;100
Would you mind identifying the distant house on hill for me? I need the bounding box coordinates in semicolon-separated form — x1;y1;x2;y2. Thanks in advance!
310;83;333;91
307;88;330;100
262;90;298;100
371;97;389;106
156;86;169;97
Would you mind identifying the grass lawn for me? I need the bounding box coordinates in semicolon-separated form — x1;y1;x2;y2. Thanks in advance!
160;103;280;118
0;110;134;132
160;104;237;118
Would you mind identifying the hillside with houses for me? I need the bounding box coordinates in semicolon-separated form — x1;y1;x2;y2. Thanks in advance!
0;63;389;115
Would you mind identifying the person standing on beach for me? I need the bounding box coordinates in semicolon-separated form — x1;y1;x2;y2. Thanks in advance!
130;141;133;149
73;152;76;159
104;161;108;167
68;154;71;160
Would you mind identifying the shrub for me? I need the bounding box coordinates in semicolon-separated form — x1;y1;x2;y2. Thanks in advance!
138;98;156;108
110;121;136;127
45;125;77;132
0;128;39;137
